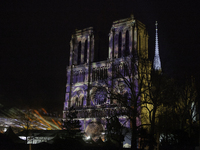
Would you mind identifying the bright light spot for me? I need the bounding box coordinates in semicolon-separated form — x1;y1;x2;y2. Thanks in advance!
19;136;26;140
123;143;131;148
86;136;90;140
3;128;7;132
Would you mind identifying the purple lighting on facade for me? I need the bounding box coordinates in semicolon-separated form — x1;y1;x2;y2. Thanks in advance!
63;15;149;134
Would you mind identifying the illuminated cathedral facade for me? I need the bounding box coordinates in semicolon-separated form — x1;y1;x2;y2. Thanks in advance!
63;15;159;132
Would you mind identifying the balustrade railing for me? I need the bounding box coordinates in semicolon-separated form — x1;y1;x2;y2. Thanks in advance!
75;107;130;118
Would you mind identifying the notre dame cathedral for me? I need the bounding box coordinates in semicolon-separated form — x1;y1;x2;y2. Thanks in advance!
63;14;161;135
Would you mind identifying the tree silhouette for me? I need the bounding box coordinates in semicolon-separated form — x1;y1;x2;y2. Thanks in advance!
62;106;81;137
93;55;151;149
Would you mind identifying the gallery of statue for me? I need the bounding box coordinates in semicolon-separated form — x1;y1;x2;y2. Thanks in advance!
63;15;161;135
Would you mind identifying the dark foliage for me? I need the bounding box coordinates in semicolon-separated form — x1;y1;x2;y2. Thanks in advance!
62;106;81;136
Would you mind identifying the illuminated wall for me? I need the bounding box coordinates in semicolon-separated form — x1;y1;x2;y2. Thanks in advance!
63;15;149;131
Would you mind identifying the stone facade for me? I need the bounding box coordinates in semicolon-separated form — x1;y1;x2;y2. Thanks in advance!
63;15;149;131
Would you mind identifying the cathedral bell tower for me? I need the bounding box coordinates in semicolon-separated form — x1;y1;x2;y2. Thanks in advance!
108;14;149;60
65;27;95;110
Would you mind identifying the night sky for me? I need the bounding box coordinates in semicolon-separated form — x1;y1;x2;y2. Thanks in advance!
1;1;200;113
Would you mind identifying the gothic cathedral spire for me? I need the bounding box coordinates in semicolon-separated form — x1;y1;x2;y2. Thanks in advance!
153;21;162;71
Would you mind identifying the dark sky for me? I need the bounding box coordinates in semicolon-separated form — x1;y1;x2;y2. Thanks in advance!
1;1;200;113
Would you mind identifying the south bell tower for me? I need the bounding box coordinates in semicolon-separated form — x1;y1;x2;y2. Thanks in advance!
108;14;148;60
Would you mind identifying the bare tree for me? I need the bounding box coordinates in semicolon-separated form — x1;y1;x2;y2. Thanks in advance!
176;77;197;134
158;76;198;147
98;55;151;149
62;106;81;138
15;109;36;144
141;70;174;150
102;56;173;150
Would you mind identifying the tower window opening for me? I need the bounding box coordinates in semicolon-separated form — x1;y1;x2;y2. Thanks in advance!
84;40;88;63
78;41;81;65
104;68;107;79
100;68;103;80
92;69;95;82
83;71;85;82
81;72;83;82
97;69;99;80
118;32;122;58
125;30;130;56
99;69;101;80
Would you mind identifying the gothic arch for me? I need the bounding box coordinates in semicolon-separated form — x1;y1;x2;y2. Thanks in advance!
71;87;85;107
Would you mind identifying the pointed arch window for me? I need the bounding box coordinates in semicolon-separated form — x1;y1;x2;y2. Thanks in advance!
92;69;95;82
81;97;84;106
75;97;78;106
125;30;130;56
84;40;88;63
118;32;122;58
77;41;81;65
